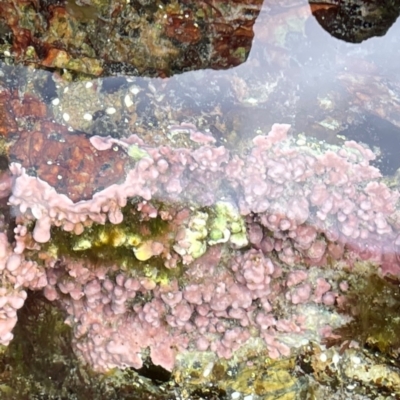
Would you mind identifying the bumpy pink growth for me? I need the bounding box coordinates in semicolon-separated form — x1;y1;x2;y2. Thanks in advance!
228;283;252;309
2;122;400;372
307;240;326;261
322;292;336;306
248;223;263;246
289;284;312;304
33;216;52;243
313;278;331;303
256;312;276;330
8;123;400;278
161;291;183;307
6;254;21;272
183;284;203;305
286;270;308;287
150;341;176;371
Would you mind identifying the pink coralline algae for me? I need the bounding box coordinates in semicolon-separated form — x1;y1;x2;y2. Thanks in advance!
0;231;46;345
1;123;400;371
39;248;344;371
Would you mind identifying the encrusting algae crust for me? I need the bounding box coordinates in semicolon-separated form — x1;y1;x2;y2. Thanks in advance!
0;124;400;398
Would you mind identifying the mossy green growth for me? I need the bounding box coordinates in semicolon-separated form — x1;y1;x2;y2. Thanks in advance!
0;293;73;397
41;200;249;271
40;203;182;283
329;273;400;355
127;144;150;161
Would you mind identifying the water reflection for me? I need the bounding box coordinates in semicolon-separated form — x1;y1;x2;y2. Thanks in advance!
5;0;400;194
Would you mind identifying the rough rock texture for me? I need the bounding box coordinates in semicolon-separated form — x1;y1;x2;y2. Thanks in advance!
0;0;263;77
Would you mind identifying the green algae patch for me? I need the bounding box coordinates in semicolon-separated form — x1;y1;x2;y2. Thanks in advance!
207;201;248;248
127;144;150;161
328;273;400;356
41;202;176;278
0;291;76;398
36;199;250;283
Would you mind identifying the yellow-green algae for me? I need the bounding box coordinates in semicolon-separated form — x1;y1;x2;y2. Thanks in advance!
127;144;150;161
39;203;183;286
208;201;248;248
34;199;250;285
174;347;306;400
